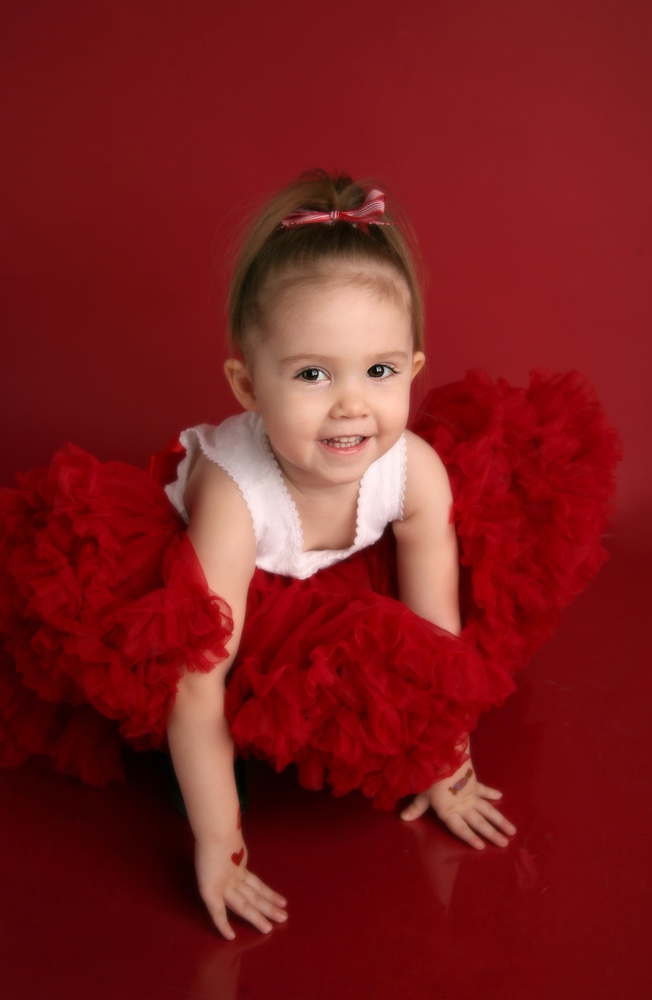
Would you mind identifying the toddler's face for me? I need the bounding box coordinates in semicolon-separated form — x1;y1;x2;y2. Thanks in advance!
227;274;424;493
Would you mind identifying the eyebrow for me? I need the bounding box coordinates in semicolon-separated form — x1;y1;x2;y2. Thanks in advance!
279;350;411;368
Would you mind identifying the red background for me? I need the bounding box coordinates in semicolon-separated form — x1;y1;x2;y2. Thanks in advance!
1;0;650;521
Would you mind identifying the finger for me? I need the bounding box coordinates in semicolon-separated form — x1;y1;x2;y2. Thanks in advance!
476;782;504;801
475;799;517;837
204;900;236;941
400;793;430;821
239;880;289;924
462;808;513;847
444;812;486;850
243;870;288;908
225;887;275;935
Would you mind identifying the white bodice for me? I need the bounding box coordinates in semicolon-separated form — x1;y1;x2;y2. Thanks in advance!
165;412;406;580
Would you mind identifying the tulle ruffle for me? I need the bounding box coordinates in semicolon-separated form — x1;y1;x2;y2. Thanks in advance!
0;445;233;783
412;370;621;680
227;568;490;809
0;371;620;804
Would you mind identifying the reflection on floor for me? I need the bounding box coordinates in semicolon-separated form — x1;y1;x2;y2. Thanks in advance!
1;529;650;1000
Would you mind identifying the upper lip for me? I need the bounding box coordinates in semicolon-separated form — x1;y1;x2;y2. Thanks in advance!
321;435;366;444
320;430;370;440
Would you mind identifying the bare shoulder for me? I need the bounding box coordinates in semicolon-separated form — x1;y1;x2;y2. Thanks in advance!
184;454;256;592
184;452;248;520
393;433;460;631
401;430;453;521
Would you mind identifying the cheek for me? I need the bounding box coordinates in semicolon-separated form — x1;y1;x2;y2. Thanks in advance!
380;387;411;424
263;392;322;443
278;389;325;422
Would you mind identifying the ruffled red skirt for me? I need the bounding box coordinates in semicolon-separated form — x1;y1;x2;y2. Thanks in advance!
0;371;620;806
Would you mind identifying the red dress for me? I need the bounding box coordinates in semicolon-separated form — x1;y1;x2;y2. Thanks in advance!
0;371;620;807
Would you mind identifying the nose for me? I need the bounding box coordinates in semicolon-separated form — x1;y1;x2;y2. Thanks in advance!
329;379;369;419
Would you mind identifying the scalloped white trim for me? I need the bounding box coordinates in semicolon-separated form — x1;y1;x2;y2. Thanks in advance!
260;429;304;558
397;433;407;521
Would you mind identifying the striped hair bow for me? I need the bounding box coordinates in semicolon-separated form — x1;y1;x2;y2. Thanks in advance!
280;188;389;228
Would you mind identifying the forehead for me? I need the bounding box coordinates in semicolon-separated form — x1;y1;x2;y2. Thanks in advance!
251;280;413;370
262;264;412;325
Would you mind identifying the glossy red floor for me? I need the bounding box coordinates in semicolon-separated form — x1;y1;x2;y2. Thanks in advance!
2;523;650;1000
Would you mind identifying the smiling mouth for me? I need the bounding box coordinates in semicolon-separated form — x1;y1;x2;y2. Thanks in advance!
321;435;366;448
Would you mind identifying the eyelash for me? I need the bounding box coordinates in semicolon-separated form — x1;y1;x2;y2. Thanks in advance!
368;363;399;380
295;364;399;383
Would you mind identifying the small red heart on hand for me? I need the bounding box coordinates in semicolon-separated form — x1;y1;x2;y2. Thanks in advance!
231;848;244;867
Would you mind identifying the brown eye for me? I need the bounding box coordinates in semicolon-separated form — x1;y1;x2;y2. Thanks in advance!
367;364;395;379
297;368;327;382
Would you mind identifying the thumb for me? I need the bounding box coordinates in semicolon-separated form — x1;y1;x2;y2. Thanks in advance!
400;793;430;822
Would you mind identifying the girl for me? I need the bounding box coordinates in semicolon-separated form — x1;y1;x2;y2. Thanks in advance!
0;172;620;940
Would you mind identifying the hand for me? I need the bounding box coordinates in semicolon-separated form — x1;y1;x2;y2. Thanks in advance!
195;839;288;940
400;759;516;850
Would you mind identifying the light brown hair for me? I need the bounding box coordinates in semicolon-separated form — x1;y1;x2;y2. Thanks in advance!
228;170;425;354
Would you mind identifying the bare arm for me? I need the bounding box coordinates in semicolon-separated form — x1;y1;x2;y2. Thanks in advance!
392;431;461;635
168;455;253;843
394;433;516;847
167;456;287;937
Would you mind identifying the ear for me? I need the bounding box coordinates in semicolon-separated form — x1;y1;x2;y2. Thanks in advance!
411;351;426;380
224;358;259;412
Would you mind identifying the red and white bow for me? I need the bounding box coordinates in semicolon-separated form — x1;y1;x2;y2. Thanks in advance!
280;188;389;228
